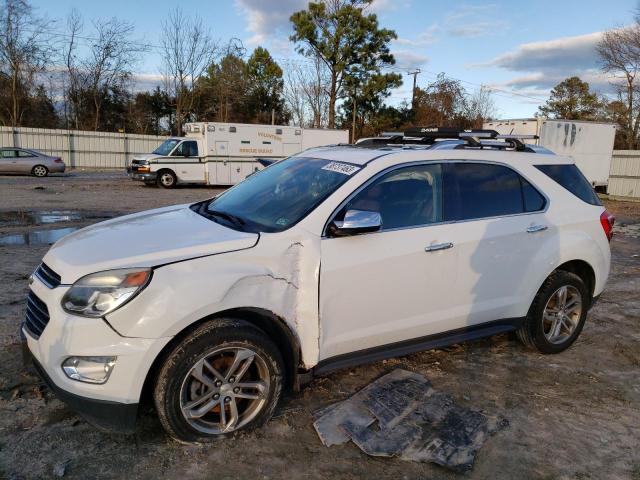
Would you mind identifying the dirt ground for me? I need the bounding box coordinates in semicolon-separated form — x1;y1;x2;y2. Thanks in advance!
0;170;639;480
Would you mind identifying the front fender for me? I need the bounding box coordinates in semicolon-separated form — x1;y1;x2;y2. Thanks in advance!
105;233;322;368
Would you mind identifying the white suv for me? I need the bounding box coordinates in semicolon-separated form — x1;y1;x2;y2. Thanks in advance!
22;130;613;442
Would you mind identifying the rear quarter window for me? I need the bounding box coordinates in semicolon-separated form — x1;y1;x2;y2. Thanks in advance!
535;164;601;206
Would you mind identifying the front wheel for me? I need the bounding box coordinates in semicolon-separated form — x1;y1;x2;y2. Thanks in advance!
517;270;589;354
157;170;177;188
154;318;284;442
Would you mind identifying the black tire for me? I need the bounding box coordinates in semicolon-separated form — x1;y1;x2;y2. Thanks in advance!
32;165;48;177
154;318;284;443
156;170;177;188
516;270;589;354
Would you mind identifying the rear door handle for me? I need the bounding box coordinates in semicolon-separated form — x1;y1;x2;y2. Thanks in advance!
527;225;548;233
425;242;453;252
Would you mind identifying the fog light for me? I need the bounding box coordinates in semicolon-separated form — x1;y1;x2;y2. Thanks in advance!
62;356;117;384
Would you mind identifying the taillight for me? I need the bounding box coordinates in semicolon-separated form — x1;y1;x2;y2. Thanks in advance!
600;210;615;242
54;158;63;163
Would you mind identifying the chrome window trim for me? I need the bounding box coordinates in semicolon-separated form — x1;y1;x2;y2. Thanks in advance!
321;159;550;238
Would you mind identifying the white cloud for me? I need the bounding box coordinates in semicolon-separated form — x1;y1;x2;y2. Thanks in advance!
394;25;439;47
444;4;507;38
391;50;429;70
482;31;619;94
234;0;306;46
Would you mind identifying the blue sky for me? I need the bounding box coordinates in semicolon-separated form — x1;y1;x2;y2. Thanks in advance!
31;0;637;118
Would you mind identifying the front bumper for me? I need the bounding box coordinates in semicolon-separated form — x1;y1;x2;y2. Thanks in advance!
23;276;172;432
23;338;138;433
126;167;156;182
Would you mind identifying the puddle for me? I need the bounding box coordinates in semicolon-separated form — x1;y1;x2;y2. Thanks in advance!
0;210;111;227
0;227;78;246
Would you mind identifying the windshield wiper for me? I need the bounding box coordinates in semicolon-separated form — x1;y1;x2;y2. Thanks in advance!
207;209;246;227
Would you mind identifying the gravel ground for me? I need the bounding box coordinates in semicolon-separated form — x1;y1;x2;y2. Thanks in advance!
0;171;639;480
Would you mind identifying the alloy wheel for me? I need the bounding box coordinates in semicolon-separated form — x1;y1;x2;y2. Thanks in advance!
542;285;582;344
33;166;47;177
179;346;270;435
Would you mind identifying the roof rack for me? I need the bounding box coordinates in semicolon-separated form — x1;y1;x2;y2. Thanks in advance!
354;127;539;152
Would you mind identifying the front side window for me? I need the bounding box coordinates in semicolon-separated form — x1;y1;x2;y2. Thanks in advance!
153;139;180;156
196;157;359;233
445;163;544;221
0;150;17;158
341;164;442;231
173;141;199;157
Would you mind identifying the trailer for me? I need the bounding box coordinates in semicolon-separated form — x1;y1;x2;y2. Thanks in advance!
127;122;349;188
483;118;617;188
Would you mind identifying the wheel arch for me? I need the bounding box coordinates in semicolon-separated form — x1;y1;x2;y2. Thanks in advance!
555;259;596;299
140;307;302;405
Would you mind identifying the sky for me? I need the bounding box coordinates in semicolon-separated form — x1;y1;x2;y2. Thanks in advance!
30;0;638;119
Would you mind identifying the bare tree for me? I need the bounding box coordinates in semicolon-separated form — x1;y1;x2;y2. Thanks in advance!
597;23;640;149
62;8;83;129
0;0;51;126
283;57;330;128
160;7;217;134
466;85;498;127
83;17;146;131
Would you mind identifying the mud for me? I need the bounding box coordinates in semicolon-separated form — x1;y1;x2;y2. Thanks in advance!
0;171;639;479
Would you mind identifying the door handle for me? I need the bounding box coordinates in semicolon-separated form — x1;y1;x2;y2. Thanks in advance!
425;242;453;252
527;224;548;233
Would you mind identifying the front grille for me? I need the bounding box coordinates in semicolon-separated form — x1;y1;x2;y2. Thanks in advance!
34;263;61;288
25;291;50;339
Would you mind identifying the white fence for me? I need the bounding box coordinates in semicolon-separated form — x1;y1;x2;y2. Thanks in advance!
0;126;165;169
609;150;640;199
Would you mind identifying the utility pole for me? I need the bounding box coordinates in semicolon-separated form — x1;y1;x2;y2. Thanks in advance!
351;95;357;144
407;69;421;110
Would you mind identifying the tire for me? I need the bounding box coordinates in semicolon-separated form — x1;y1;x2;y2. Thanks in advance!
32;165;48;177
516;270;589;354
157;170;177;188
154;318;284;443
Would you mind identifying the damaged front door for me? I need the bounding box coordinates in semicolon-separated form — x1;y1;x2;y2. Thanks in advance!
318;163;457;360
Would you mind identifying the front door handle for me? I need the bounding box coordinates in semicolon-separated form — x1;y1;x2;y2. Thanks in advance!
527;224;548;233
425;242;454;252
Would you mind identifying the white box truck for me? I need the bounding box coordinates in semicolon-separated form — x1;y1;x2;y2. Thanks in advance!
127;122;349;188
483;118;616;188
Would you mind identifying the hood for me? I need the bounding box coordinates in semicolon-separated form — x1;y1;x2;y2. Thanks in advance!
43;204;259;284
131;153;162;163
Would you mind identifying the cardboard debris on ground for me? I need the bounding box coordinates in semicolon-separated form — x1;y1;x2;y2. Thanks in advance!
313;369;508;473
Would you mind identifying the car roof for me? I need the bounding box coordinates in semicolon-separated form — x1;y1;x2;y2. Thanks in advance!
300;144;573;167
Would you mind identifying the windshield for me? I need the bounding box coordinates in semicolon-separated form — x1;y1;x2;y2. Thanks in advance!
198;157;361;233
153;139;180;156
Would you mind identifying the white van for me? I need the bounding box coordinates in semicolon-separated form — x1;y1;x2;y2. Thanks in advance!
483;118;616;189
127;122;349;187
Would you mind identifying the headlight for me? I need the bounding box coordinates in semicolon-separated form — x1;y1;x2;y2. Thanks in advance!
61;268;152;317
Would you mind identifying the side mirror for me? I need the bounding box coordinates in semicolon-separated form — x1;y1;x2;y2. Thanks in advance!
328;209;382;237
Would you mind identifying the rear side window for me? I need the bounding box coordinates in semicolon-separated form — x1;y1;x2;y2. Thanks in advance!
445;163;541;221
535;164;601;206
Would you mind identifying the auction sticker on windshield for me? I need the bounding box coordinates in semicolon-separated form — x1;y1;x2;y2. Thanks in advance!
321;162;360;176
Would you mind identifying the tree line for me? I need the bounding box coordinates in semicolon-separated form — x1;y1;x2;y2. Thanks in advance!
0;0;499;140
3;0;640;148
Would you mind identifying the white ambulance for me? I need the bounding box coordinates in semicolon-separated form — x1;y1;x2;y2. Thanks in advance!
127;122;349;187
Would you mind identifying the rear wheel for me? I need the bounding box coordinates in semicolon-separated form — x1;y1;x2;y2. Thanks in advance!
32;165;48;177
517;270;588;354
154;318;284;442
157;170;177;188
